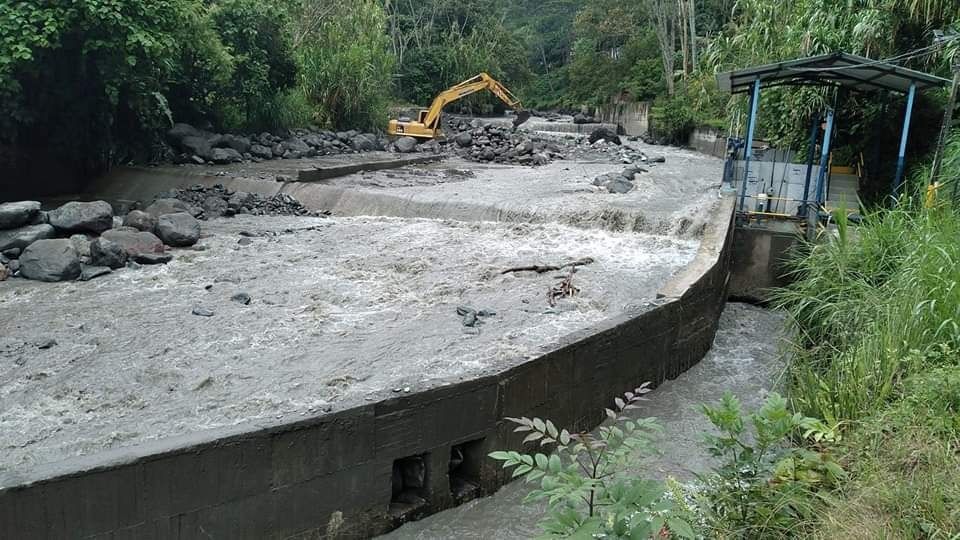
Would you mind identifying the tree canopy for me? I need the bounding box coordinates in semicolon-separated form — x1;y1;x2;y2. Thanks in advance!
2;0;958;181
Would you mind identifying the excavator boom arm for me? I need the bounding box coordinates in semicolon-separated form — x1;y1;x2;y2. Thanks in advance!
421;73;523;129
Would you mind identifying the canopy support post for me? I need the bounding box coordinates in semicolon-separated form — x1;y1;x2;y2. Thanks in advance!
800;113;820;218
807;109;834;240
891;82;916;201
739;80;761;213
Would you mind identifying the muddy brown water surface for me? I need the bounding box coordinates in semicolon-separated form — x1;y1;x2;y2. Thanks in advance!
0;216;698;480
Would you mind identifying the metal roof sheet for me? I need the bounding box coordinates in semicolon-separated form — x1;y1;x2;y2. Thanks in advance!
717;52;950;95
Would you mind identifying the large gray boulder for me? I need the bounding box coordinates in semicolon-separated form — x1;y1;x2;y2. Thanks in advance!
48;201;114;234
0;201;41;230
145;198;191;218
282;138;311;156
212;134;251;154
350;134;377;152
89;237;128;269
19;239;81;282
250;144;273;160
588;127;621;146
101;229;166;258
0;224;56;252
156;212;201;247
167;123;206;142
606;177;635;194
454;132;473;148
180;136;213;160
395;136;418;153
122;210;158;232
515;141;534;155
210;147;243;164
202;196;229;217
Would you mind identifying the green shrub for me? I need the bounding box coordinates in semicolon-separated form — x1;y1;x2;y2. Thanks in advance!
651;93;698;145
1;0;206;168
0;0;301;169
775;206;960;424
489;384;696;539
296;0;394;130
207;0;297;130
696;393;843;538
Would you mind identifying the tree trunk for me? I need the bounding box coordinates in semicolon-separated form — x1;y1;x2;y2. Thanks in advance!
689;0;698;72
646;0;677;95
678;0;689;79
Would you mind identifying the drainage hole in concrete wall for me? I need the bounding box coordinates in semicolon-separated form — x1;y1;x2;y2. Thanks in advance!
449;439;484;504
391;454;429;517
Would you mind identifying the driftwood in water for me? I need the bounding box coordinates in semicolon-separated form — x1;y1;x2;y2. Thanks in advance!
501;257;595;275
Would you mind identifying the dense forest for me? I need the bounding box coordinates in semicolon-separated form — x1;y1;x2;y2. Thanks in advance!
3;0;959;179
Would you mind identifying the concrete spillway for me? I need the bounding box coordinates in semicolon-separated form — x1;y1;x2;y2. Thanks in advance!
0;216;698;474
0;140;732;538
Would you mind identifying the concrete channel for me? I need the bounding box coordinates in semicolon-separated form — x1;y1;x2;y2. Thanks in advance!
0;142;734;538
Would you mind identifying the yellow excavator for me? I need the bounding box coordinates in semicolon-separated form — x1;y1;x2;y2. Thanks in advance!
387;73;531;140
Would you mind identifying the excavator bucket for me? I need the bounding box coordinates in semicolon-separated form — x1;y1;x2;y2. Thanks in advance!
512;110;532;128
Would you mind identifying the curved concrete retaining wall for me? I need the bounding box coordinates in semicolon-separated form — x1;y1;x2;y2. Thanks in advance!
0;185;735;539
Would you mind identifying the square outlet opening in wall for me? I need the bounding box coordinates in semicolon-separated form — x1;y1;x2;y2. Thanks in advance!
449;438;484;504
391;453;430;518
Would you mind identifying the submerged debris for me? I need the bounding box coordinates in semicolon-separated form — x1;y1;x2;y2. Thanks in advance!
548;268;581;307
456;305;497;327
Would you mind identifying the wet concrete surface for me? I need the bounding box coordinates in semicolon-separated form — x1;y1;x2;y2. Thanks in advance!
381;302;787;540
0;215;698;478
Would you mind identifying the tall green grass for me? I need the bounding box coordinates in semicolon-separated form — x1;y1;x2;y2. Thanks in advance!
774;205;960;425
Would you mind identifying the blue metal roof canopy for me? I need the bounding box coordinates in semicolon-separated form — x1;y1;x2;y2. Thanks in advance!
717;52;950;222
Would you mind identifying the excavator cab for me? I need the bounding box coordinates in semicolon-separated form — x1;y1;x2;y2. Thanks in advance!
388;73;529;140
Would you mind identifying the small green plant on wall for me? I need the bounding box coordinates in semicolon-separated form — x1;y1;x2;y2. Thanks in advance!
489;383;697;539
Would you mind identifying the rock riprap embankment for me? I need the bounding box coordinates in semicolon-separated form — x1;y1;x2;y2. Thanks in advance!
166;123;387;165
0;188;320;282
155;184;321;218
0;199;193;283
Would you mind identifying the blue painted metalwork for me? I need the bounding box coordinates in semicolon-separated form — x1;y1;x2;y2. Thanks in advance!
800;113;820;217
891;82;917;200
722;137;743;190
739;80;761;212
813;110;835;209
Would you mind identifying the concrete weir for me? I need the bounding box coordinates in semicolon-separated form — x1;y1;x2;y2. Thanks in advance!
0;151;733;538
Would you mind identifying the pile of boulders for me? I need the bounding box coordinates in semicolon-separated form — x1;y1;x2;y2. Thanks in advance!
155;184;319;219
0;199;202;283
426;119;561;166
567;133;659;165
446;124;560;166
592;165;650;194
166;123;386;165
